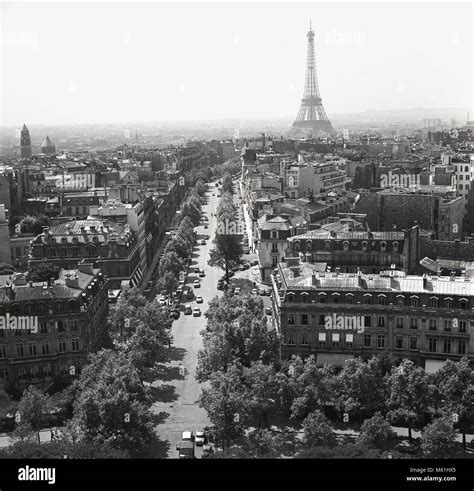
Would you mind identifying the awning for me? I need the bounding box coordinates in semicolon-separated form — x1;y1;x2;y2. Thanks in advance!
424;359;448;374
317;353;354;367
129;267;143;288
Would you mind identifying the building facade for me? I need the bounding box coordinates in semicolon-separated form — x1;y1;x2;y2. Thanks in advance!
0;264;108;391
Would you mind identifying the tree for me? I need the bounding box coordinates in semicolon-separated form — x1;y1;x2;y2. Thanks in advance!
19;215;51;235
209;233;243;283
434;357;474;449
281;355;337;419
296;443;385;459
155;271;178;298
246;428;295;458
0;262;15;275
108;287;147;342
158;251;183;279
242;361;279;428
421;417;459;458
11;386;50;444
197;363;248;450
301;410;337;448
28;262;60;283
195;179;206;197
164;235;192;260
334;356;388;419
357;412;397;451
180;199;201;226
72;349;154;454
197;295;279;382
221;173;234;194
386;360;433;440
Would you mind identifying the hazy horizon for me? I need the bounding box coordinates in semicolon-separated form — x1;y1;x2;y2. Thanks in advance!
1;1;472;126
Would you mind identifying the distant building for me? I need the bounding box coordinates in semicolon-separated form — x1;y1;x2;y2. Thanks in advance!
0;205;10;265
20;124;32;159
0;265;108;391
40;136;56;155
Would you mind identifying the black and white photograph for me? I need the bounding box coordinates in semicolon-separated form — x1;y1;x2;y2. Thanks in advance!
0;0;473;488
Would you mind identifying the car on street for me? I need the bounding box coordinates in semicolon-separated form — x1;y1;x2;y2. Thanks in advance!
157;296;167;307
182;431;194;442
195;431;206;446
234;288;241;296
194;280;201;288
251;288;259;295
243;247;250;254
199;270;205;277
196;295;203;303
184;305;192;315
194;267;200;273
200;239;206;245
204;224;208;229
265;307;272;315
251;259;259;266
193;307;201;317
202;444;214;458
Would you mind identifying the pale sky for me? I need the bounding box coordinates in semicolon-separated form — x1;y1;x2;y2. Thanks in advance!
1;0;472;125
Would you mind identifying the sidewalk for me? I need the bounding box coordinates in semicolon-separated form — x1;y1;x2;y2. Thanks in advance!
138;234;169;293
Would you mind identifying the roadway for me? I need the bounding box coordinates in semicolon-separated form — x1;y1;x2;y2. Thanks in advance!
150;181;223;458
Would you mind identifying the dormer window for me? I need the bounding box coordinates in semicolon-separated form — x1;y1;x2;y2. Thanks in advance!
343;241;349;251
393;241;399;252
380;241;387;252
61;237;67;244
362;241;368;251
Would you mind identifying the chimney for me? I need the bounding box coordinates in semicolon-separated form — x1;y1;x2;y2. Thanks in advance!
422;274;428;289
65;273;80;289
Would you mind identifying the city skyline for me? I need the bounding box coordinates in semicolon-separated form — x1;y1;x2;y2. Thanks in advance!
1;1;472;126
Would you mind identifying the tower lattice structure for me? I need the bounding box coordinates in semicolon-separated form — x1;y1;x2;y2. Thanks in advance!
292;22;335;136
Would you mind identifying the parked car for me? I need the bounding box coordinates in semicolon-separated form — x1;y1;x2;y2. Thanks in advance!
251;259;259;266
265;307;272;315
195;430;206;446
202;444;214;458
193;308;201;317
234;288;241;296
194;267;200;274
196;296;203;304
243;247;250;254
251;288;259;295
199;270;205;277
200;239;206;245
194;280;201;288
184;305;192;315
217;282;224;290
182;431;194;442
158;297;167;307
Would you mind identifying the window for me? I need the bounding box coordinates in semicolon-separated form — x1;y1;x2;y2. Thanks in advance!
395;337;403;349
60;364;69;376
301;333;309;345
380;241;387;252
287;334;295;345
429;319;437;331
0;367;8;381
287;314;295;325
429;298;438;308
393;241;399;252
459;320;467;333
271;243;278;253
59;340;67;353
378;296;386;306
40;322;48;334
57;321;64;333
364;295;372;305
343;241;349;251
318;332;326;345
0;345;6;358
72;339;80;351
362;241;368;251
345;333;353;347
378;316;385;328
346;294;353;304
301;314;308;325
409;337;418;350
319;296;326;304
444;320;452;332
428;338;437;353
28;342;36;357
364;316;371;327
459;300;468;310
332;333;340;347
44;364;52;377
410;318;418;329
41;342;50;355
443;339;451;354
444;298;452;309
332;295;339;304
410;297;419;307
271;231;278;239
16;343;24;357
363;334;371;347
397;296;404;306
377;335;385;348
301;294;308;304
288;295;294;304
30;366;39;379
272;256;277;267
458;340;466;355
318;315;326;326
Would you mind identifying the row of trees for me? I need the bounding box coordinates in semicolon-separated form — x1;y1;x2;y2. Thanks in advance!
208;172;243;283
185;158;241;188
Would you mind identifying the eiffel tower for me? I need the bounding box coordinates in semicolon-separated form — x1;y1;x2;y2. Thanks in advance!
292;22;335;137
